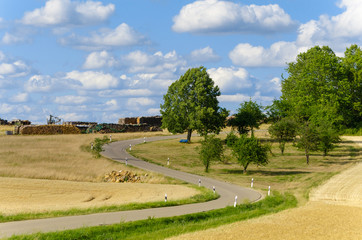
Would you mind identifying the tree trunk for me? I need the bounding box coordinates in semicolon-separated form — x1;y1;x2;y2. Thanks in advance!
243;163;249;174
305;148;310;165
187;129;192;142
280;141;285;155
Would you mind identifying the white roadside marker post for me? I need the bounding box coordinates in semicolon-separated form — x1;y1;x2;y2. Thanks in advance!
268;186;271;196
91;143;93;150
167;157;170;166
234;196;238;207
144;137;146;143
198;179;201;187
110;135;112;142
213;186;216;194
165;193;167;202
251;178;254;188
129;144;132;151
125;157;128;166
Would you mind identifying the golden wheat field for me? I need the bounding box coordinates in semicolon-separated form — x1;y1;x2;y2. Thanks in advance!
169;137;362;240
0;131;198;216
0;177;198;215
0;131;170;182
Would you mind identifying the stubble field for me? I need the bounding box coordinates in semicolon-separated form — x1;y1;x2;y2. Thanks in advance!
0;131;200;218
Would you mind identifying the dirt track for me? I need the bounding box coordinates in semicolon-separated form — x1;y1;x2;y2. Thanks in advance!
170;137;362;240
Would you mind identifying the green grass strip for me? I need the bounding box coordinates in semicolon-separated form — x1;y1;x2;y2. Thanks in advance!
0;186;217;223
9;192;297;240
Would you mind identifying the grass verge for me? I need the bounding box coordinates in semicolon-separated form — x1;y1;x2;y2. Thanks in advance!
0;185;218;223
8;192;297;240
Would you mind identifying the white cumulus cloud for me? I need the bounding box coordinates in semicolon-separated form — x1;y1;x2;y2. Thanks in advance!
2;32;26;44
26;75;54;92
207;67;252;93
10;93;29;103
218;93;250;103
0;103;14;114
189;46;220;62
98;89;153;98
54;95;89;105
83;51;117;69
172;0;296;34
147;108;161;115
230;0;362;67
21;0;115;27
127;97;155;111
0;57;30;77
60;23;147;50
121;50;187;73
65;71;118;89
59;112;88;121
229;42;299;67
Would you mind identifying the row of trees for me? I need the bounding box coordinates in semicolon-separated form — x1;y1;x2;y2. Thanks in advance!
160;45;361;172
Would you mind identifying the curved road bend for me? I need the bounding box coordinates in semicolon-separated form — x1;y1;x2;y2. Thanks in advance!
0;135;261;238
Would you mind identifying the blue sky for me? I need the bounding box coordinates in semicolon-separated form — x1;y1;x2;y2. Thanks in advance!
0;0;361;124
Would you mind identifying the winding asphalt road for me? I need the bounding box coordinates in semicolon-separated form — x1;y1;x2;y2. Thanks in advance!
0;135;261;238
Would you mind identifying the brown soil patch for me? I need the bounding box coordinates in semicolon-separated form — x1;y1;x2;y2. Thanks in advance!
0;177;198;215
169;137;362;240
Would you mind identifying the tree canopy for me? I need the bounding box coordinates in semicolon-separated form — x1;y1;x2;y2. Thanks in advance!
231;135;269;173
228;100;265;135
281;45;362;128
160;66;228;142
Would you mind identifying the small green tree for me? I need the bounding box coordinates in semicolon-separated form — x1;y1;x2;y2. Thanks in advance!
265;99;291;123
317;123;340;156
228;100;265;135
295;122;320;164
268;118;297;154
309;106;341;156
231;135;269;173
199;135;224;172
160;66;229;142
225;130;238;148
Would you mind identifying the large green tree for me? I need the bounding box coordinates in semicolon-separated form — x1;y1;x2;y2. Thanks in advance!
340;44;362;128
281;46;344;122
281;45;362;128
228;100;265;135
160;66;228;142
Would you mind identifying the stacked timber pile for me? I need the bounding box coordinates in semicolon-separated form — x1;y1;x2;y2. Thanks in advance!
104;170;146;183
87;123;161;133
20;125;81;135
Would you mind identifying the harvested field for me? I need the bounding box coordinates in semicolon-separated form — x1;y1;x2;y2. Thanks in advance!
169;202;362;240
0;132;172;182
0;177;198;215
169;137;362;240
